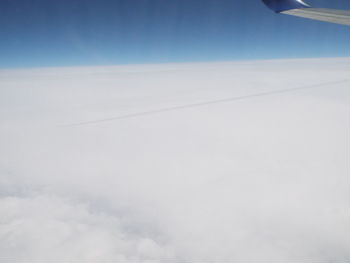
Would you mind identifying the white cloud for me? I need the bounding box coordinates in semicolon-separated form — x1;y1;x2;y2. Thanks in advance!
1;58;350;263
0;192;176;263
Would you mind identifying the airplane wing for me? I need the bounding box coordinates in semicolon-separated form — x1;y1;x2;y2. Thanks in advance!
262;0;350;26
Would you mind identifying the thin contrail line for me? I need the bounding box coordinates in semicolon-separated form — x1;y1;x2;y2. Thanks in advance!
61;78;350;127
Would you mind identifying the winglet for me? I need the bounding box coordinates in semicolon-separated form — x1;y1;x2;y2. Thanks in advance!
262;0;310;13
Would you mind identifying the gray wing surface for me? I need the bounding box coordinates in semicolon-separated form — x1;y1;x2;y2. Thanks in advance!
262;0;350;26
283;8;350;26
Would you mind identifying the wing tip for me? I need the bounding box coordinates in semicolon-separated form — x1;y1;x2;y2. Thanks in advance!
262;0;310;13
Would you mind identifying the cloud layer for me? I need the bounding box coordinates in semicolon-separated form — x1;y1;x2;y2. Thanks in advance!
0;192;176;263
1;58;350;263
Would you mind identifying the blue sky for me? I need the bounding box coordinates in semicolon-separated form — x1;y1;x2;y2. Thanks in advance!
1;0;350;68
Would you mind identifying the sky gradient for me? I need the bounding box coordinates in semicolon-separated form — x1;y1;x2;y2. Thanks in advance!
1;0;350;68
